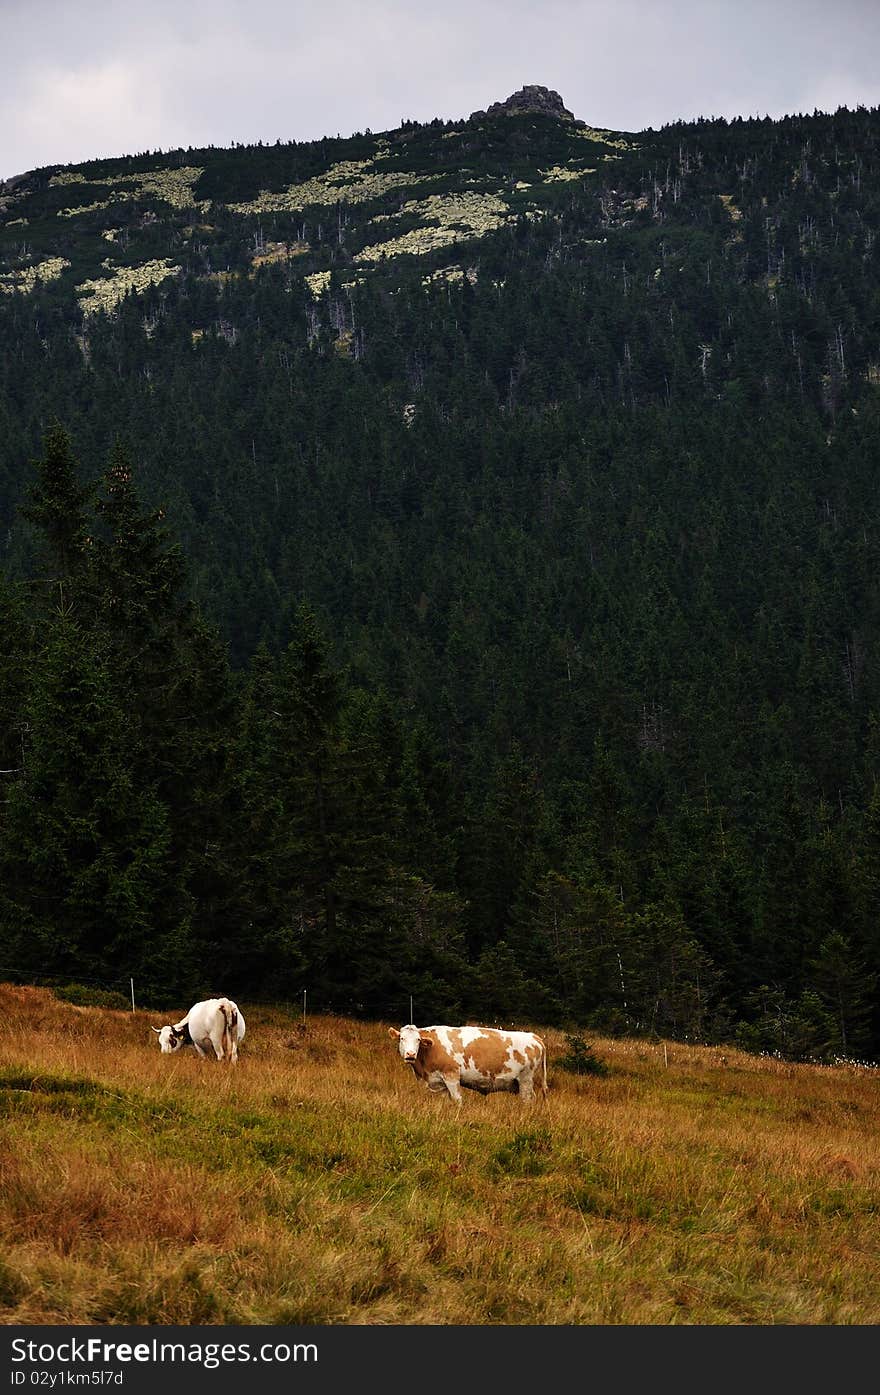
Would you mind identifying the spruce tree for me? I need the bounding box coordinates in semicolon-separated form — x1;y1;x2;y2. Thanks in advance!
20;425;91;591
87;440;236;986
272;603;343;956
0;605;170;982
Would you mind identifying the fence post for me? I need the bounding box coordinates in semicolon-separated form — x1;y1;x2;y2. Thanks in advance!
130;978;135;1014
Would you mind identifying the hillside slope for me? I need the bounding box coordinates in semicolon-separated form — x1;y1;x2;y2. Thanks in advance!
1;94;880;1055
1;984;878;1325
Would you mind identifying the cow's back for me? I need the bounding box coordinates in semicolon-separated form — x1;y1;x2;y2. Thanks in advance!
187;998;221;1039
423;1025;545;1095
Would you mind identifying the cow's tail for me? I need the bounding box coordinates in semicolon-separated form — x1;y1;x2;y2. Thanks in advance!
220;999;239;1063
539;1036;549;1102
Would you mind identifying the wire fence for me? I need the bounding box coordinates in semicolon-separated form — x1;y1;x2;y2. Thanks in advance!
0;966;472;1027
0;964;137;1011
0;964;131;990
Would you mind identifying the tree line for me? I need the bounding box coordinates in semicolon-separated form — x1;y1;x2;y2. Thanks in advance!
0;425;877;1063
2;105;880;1059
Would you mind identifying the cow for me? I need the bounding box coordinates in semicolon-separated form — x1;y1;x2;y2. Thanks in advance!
152;997;245;1062
389;1023;548;1104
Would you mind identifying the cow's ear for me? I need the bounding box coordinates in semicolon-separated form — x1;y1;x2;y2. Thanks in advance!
418;1032;431;1045
388;1028;400;1039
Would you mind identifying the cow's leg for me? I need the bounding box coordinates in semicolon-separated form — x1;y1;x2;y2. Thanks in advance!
442;1074;463;1105
519;1072;535;1102
192;1039;208;1057
209;1032;225;1061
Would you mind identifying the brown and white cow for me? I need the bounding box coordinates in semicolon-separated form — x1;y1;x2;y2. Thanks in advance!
389;1023;548;1104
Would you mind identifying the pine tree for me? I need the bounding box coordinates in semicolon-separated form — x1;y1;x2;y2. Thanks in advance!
0;574;29;775
20;425;91;591
807;931;875;1060
222;645;306;992
3;433;239;997
0;605;171;982
272;603;344;957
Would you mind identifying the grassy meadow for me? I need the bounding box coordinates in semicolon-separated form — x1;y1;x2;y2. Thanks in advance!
0;983;878;1325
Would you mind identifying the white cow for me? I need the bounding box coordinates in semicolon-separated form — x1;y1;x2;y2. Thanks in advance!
389;1023;548;1104
152;997;245;1062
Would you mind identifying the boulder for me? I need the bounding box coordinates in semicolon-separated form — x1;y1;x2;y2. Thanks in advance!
471;85;582;124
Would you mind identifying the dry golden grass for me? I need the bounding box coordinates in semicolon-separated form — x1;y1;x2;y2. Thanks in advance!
1;984;878;1325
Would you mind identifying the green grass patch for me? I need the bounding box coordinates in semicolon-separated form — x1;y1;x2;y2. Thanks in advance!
0;1068;191;1127
54;983;131;1010
490;1127;553;1177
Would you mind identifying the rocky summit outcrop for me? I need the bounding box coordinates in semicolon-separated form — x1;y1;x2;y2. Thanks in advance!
470;85;582;124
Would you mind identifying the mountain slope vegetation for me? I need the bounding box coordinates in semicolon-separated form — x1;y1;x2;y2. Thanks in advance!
1;92;880;1056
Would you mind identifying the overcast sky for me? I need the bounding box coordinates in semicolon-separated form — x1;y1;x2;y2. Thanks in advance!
2;0;879;180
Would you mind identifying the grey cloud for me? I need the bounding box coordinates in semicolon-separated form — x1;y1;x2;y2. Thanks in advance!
1;0;878;177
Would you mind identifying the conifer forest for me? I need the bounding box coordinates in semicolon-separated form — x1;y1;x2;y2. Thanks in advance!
2;98;880;1060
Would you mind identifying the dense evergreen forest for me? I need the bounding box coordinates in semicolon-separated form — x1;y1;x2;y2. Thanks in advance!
2;95;880;1059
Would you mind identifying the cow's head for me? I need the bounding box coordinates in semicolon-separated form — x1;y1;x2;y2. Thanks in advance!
389;1024;425;1062
151;1024;185;1054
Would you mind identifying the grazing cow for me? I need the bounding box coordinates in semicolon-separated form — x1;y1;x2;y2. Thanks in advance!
389;1023;547;1104
152;997;245;1062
